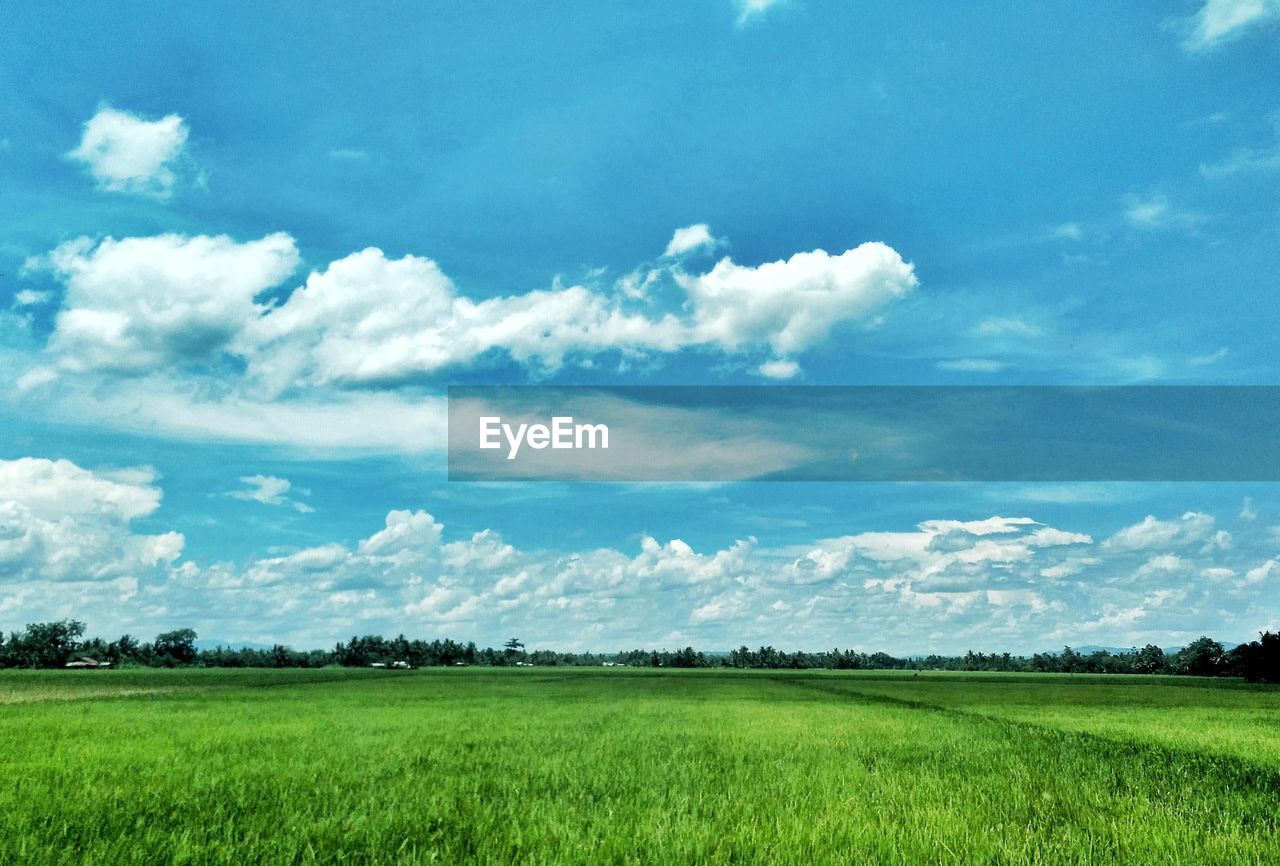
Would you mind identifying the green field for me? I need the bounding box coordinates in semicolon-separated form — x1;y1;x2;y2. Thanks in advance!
1;669;1278;864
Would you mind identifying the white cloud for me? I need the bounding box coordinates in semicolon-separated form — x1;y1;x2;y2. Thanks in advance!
972;317;1043;339
1188;347;1229;367
1122;194;1205;232
1102;512;1216;551
1240;497;1257;521
35;233;299;375
13;290;50;307
228;475;314;513
9;376;449;454
733;0;787;26
1025;527;1093;547
1201;115;1280;178
243;247;687;391
1132;553;1188;580
757;358;800;379
0;457;182;582
4;478;1278;652
937;358;1004;373
26;231;915;401
1201;144;1280;177
1178;0;1280;52
1245;559;1279;584
663;224;717;257
919;516;1042;537
677;243;917;357
67;106;190;197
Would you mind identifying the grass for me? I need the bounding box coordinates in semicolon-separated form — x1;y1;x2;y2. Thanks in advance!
0;668;1277;864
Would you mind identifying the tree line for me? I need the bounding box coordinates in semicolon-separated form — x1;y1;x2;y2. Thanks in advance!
1;620;1277;683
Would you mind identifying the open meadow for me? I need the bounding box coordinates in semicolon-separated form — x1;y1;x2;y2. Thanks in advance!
1;668;1278;864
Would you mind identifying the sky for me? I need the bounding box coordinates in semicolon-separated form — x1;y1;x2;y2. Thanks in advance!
1;0;1279;653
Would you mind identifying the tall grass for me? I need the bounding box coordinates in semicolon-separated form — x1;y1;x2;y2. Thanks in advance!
0;669;1276;864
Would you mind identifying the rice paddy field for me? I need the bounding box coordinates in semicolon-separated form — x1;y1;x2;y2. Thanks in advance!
1;668;1278;864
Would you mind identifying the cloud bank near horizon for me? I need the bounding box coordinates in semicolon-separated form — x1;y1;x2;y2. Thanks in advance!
1;456;1274;653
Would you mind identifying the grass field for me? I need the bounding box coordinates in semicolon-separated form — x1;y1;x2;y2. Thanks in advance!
1;668;1278;864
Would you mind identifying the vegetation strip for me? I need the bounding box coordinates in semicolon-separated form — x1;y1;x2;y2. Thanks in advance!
776;675;1280;809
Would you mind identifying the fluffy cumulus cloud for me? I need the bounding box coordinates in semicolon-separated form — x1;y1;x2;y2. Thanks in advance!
6;462;1274;653
1101;511;1217;551
663;224;718;257
33;233;299;375
19;230;916;408
67;107;191;197
676;242;917;365
241;247;687;392
1178;0;1280;51
245;241;914;388
0;458;182;585
171;504;1280;650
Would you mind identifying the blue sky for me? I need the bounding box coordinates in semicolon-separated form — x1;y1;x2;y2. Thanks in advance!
1;1;1279;652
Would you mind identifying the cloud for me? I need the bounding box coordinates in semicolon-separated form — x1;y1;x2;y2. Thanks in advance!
1200;114;1280;178
3;471;1278;652
757;358;800;379
25;232;915;401
733;0;787;26
972;317;1042;339
228;475;314;513
918;516;1042;536
10;228;917;458
1188;347;1229;367
1244;559;1280;584
1122;194;1205;232
937;359;1004;373
663;224;718;257
243;247;685;391
0;457;182;582
255;241;915;385
677;243;917;357
1240;497;1257;521
67;106;190;197
13;290;50;308
1201;144;1280;177
34;233;299;375
1102;512;1216;552
9;376;449;454
1177;0;1280;52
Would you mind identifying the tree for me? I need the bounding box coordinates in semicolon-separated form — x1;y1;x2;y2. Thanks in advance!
503;638;526;663
1173;636;1225;676
5;620;86;668
108;634;142;667
153;628;198;667
1134;644;1166;674
1231;631;1280;683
